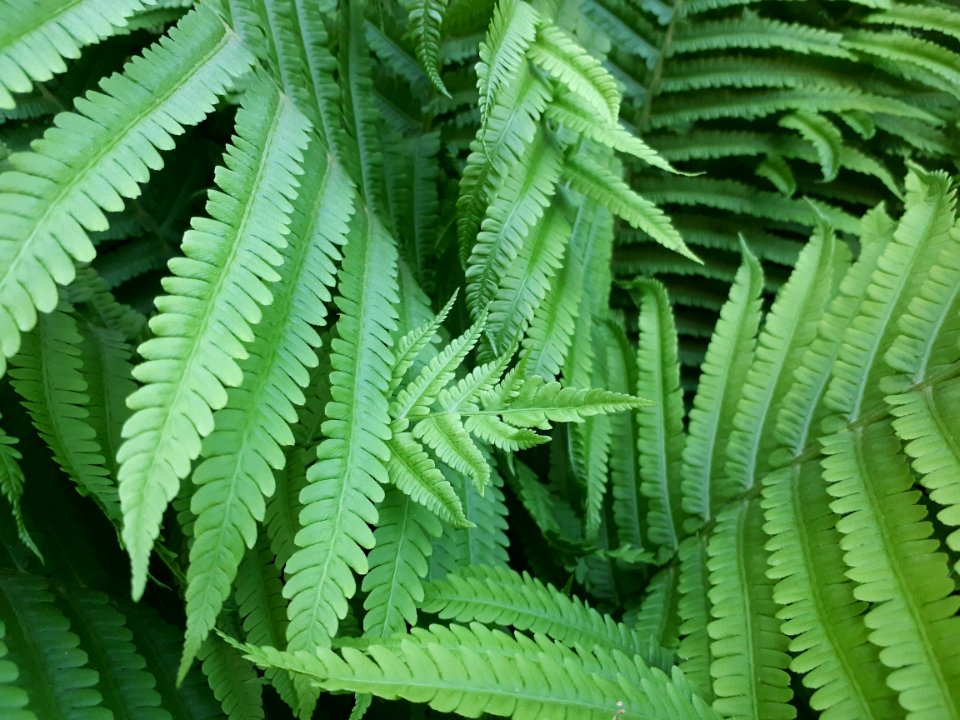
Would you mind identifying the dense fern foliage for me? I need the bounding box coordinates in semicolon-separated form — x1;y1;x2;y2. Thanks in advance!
1;0;959;719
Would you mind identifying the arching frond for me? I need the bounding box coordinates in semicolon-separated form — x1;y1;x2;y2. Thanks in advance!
0;5;253;373
283;209;399;652
231;624;720;720
361;487;442;639
0;0;145;109
404;0;452;95
118;76;310;600
421;565;665;661
180;137;350;677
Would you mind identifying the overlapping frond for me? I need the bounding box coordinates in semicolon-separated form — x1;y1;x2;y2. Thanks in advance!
283;209;399;651
421;565;665;662
231;624;721;720
0;5;253;374
362;487;442;639
118;76;310;599
180;137;351;677
0;0;146;109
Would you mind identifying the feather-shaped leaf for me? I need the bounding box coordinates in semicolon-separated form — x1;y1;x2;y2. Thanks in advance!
119;77;310;599
631;279;685;555
0;5;253;372
283;209;399;651
362;487;442;639
0;0;145;109
230;624;720;720
180;137;350;677
404;0;451;95
386;432;470;526
680;246;763;523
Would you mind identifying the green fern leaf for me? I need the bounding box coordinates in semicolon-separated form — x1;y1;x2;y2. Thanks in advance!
672;16;851;58
677;535;714;701
230;623;720;720
392;311;486;424
118;77;310;599
844;30;960;95
680;246;763;523
413;413;490;490
476;0;540;128
404;0;452;96
55;587;169;720
631;280;686;555
387;431;471;526
283;209;399;652
561;154;700;263
706;501;793;720
465;137;562;320
0;0;146;109
865;4;960;41
0;5;253;372
235;536;297;715
180;136;350;677
198;632;262;720
362;487;443;639
10;305;119;525
0;572;104;718
390;291;457;392
529;23;619;123
421;565;666;662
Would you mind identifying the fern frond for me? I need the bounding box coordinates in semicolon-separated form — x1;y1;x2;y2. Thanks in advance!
677;535;713;701
421;565;664;661
476;0;540;128
529;23;619;123
413;413;490;490
0;572;104;717
706;501;793;720
631;279;686;555
762;459;900;720
724;225;838;494
0;416;37;558
118;76;310;599
390;291;457;393
0;5;253;371
198;632;263;720
283;209;399;651
0;0;145;109
465;136;562;319
865;4;960;41
561;154;699;262
671;17;851;58
487;208;570;354
844;31;960;95
386;431;471;526
231;623;720;720
55;587;167;720
681;246;763;523
882;178;960;569
362;487;442;639
180;137;350;677
10;305;119;525
404;0;451;96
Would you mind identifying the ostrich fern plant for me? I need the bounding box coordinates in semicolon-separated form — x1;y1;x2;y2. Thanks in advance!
0;1;959;719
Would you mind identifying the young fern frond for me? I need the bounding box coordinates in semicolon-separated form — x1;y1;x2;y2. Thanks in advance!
0;417;36;558
0;5;253;373
404;0;452;96
118;76;311;600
